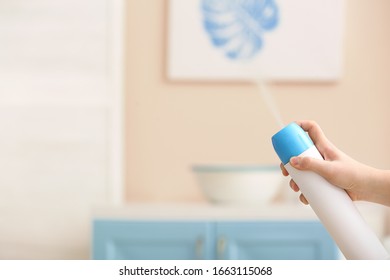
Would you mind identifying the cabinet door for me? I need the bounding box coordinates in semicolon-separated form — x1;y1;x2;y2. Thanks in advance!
216;221;337;260
93;220;214;260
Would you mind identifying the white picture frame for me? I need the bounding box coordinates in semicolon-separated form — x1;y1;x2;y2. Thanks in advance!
168;0;345;82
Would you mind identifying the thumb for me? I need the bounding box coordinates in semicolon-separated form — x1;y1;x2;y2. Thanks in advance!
290;156;332;179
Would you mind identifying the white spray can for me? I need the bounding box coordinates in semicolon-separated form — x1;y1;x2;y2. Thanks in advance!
272;122;389;260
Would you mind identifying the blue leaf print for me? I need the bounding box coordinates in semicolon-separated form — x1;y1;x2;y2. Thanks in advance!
201;0;279;60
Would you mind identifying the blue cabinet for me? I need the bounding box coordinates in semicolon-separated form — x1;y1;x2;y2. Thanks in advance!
93;221;214;260
215;221;336;260
92;220;337;260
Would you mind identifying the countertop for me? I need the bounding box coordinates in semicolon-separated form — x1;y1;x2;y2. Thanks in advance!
92;201;386;237
92;202;319;221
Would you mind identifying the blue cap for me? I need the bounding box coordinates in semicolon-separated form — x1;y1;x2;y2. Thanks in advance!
271;122;314;164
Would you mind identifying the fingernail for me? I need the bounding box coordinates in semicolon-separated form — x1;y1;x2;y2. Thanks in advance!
291;157;300;167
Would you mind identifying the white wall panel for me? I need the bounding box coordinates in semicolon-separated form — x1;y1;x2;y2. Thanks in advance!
0;0;122;259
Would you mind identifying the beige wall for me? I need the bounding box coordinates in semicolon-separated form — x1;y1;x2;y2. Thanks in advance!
125;0;390;202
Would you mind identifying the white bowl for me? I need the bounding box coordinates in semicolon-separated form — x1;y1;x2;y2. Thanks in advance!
192;164;283;205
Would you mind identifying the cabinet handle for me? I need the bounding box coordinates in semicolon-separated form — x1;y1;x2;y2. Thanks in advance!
195;237;204;259
217;236;226;259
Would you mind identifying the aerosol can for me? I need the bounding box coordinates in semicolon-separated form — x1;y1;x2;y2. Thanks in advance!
272;122;389;260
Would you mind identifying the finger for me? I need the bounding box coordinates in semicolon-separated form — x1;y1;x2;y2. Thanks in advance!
280;162;289;176
295;120;327;145
295;120;333;155
289;179;300;192
299;193;309;205
290;156;334;182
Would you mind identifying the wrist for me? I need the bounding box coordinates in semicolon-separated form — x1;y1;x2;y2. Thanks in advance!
364;168;390;207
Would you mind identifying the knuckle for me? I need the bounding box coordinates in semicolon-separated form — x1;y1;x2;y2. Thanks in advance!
307;120;318;128
300;157;311;169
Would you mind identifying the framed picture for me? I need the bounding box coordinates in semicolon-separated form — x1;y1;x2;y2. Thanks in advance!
168;0;345;81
